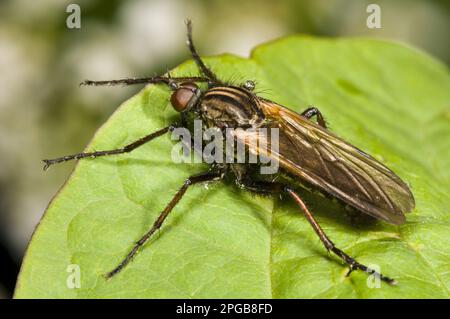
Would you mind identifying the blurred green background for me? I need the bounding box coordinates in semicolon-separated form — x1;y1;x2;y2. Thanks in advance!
0;0;448;298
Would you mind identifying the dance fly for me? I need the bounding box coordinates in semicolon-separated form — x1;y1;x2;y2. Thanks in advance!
43;20;415;284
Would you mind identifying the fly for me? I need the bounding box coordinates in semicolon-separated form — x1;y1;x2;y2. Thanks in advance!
43;20;415;284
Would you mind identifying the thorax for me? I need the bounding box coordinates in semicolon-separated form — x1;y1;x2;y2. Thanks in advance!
199;86;265;129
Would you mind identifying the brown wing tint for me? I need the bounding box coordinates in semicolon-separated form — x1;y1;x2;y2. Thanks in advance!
233;100;415;225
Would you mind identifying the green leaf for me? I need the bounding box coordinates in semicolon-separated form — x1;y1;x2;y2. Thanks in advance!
15;36;450;298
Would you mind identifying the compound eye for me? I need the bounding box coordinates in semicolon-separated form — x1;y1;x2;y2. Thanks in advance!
170;82;198;112
243;80;255;91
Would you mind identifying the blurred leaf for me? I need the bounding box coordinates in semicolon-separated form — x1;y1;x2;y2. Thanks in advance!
15;36;450;298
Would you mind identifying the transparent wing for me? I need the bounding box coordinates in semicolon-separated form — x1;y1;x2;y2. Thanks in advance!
232;101;415;225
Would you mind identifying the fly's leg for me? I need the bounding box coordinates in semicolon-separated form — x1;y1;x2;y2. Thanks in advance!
301;106;327;129
284;186;397;285
236;178;284;196
42;124;177;170
185;19;222;86
230;176;396;284
81;21;219;87
80;75;209;87
105;169;225;279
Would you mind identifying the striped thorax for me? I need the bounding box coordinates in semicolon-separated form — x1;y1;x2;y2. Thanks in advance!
200;86;265;129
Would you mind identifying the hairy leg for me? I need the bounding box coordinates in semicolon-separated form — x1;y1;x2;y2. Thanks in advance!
80;75;209;88
236;174;396;285
105;169;224;278
43;124;177;170
185;19;222;86
284;186;396;284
